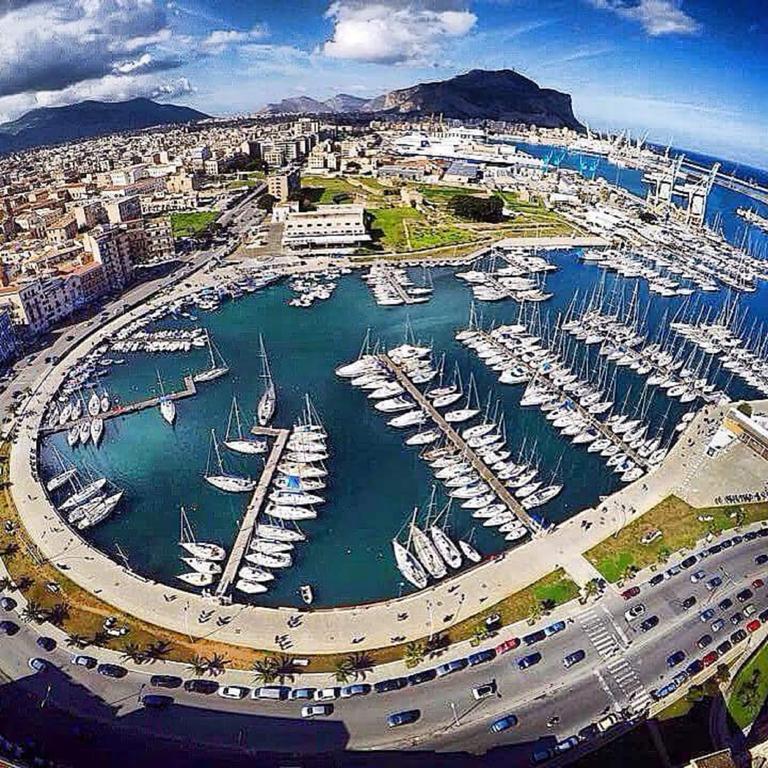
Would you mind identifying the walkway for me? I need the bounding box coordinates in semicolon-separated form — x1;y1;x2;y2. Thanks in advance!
215;428;290;597
380;354;541;533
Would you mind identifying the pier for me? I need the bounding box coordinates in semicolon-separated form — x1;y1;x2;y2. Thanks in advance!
468;329;650;470
40;375;198;436
378;265;420;305
379;354;542;534
215;427;290;597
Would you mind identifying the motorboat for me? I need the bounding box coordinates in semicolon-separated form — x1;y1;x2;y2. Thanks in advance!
300;585;314;605
78;421;91;446
250;539;294;555
267;504;317;521
277;462;327;479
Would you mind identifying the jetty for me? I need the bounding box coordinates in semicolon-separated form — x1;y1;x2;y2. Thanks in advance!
379;354;542;534
215;427;290;597
41;376;198;435
468;329;650;470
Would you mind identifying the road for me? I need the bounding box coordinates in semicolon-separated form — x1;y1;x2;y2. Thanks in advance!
0;524;766;766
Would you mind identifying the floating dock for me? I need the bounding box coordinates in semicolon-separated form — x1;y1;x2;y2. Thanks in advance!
468;329;650;470
379;354;542;534
41;376;198;436
214;427;290;597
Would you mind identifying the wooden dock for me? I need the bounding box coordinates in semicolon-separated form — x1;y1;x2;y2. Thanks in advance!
470;330;650;470
382;265;419;305
379;355;542;534
40;376;198;436
215;427;290;597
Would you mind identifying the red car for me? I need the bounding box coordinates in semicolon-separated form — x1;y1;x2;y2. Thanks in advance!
621;587;641;601
495;637;521;654
747;619;761;634
702;651;719;667
752;579;764;590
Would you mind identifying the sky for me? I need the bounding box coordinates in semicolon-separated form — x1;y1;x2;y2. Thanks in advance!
0;0;765;166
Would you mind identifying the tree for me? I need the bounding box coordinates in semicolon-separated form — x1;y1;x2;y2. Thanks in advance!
0;542;19;558
0;577;13;592
345;652;374;681
425;632;449;654
89;630;111;647
274;655;298;683
527;601;543;626
737;402;753;418
47;602;70;627
257;193;277;212
21;600;47;624
121;642;146;665
540;598;556;615
714;663;731;685
448;195;503;223
187;655;208;677
204;652;229;677
404;641;425;669
252;657;279;684
333;657;355;684
583;579;602;600
14;575;34;592
144;639;173;662
65;634;90;650
685;684;705;704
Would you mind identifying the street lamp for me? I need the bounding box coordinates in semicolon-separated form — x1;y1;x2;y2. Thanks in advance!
447;700;459;727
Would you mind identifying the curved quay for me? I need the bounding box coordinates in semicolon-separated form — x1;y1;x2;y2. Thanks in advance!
10;261;712;657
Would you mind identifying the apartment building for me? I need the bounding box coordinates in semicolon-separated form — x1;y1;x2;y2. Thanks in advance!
281;204;370;256
83;225;139;291
268;168;301;203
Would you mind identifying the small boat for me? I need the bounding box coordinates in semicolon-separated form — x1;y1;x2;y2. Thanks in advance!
276;462;327;479
300;584;314;605
160;398;176;425
46;467;77;492
194;331;229;383
88;392;101;418
67;426;79;448
60;478;108;512
76;490;123;530
459;540;482;563
100;393;110;413
78;421;91;445
178;571;215;587
224;396;267;455
254;523;305;542
410;520;447;579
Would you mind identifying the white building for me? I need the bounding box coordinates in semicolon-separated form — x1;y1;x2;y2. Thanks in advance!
281;204;370;256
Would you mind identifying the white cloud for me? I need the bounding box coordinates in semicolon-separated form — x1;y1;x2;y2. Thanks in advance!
588;0;701;36
202;25;269;54
322;1;477;64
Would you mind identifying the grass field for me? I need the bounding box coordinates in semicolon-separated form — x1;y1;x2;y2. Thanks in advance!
586;496;768;582
169;211;218;238
368;206;424;251
301;176;366;205
728;640;768;728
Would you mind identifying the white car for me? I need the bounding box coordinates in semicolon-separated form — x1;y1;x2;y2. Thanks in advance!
472;681;497;700
624;604;646;622
314;687;340;701
302;704;333;718
217;685;249;700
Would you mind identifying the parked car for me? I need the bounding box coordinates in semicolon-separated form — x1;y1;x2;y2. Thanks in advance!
666;650;686;668
699;608;716;622
711;619;725;633
289;687;316;701
489;714;518;733
755;554;768;565
706;577;723;591
495;638;520;655
544;621;566;637
624;604;646;621
0;620;19;636
737;588;754;603
150;675;182;689
621;587;640;600
184;679;218;695
387;710;420;728
701;651;719;667
407;670;436;686
597;713;622;732
718;598;733;611
716;640;733;655
697;634;713;649
436;659;468;677
28;657;47;673
97;663;127;679
36;636;56;652
747;619;762;634
523;630;547;646
730;612;744;625
639;615;659;632
730;629;748;644
217;685;249;700
686;659;704;677
682;596;697;610
254;686;290;701
0;597;17;611
314;688;340;701
341;684;371;698
374;678;407;694
142;694;173;709
680;556;697;569
649;574;665;587
468;649;497;666
690;570;706;583
752;579;765;589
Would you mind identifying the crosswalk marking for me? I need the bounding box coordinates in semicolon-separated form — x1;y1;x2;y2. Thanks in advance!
579;607;652;712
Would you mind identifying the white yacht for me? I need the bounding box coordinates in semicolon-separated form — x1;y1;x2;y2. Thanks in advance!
235;579;268;594
224;396;267;455
410;520;447;579
257;335;276;427
181;557;222;575
429;526;462;569
239;565;275;582
204;430;257;493
59;478;108;512
392;539;428;590
90;417;104;446
459;540;482;563
254;523;305;542
178;571;215;588
194;331;230;383
178;508;226;561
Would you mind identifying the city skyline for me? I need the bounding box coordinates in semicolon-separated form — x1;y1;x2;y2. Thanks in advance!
0;0;765;166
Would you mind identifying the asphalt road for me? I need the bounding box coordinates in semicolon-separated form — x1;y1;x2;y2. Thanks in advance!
1;525;766;766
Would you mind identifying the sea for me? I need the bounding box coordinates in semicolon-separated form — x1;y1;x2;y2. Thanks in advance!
39;145;768;609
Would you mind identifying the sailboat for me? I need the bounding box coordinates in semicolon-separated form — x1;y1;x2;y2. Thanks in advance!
178;507;226;561
157;372;176;425
59;477;108;512
178;571;214;588
90;417;104;446
204;430;257;493
46;449;77;492
459;539;482;563
257;335;276;427
392;539;428;590
224;396;267;455
87;392;101;418
410;516;447;579
194;331;230;383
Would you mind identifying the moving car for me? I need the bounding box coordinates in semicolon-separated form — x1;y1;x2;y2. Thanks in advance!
387;710;420;728
682;596;697;610
489;713;518;733
472;681;497;700
302;704;333;718
621;587;640;600
36;636;56;652
639;615;659;632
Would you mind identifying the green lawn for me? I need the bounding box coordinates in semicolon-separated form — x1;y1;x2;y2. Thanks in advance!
368;207;424;251
533;571;580;606
415;184;483;204
728;640;768;728
170;211;218;238
301;176;364;205
586;496;768;583
407;221;476;250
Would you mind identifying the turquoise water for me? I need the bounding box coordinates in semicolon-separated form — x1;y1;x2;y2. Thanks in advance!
39;149;768;609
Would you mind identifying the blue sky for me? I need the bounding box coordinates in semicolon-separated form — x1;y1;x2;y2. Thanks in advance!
0;0;765;166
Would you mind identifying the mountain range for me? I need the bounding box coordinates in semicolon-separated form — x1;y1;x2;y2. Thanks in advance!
258;69;584;131
0;98;209;155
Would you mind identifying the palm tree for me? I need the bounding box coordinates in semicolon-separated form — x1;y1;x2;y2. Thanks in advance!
0;542;19;558
204;652;229;677
527;601;542;627
345;652;374;681
333;657;354;684
273;655;298;683
583;579;601;600
144;639;173;662
65;634;90;650
404;641;425;669
89;630;111;647
121;642;146;665
252;657;279;684
0;577;12;591
187;654;208;677
47;602;70;627
21;600;47;624
14;575;34;592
